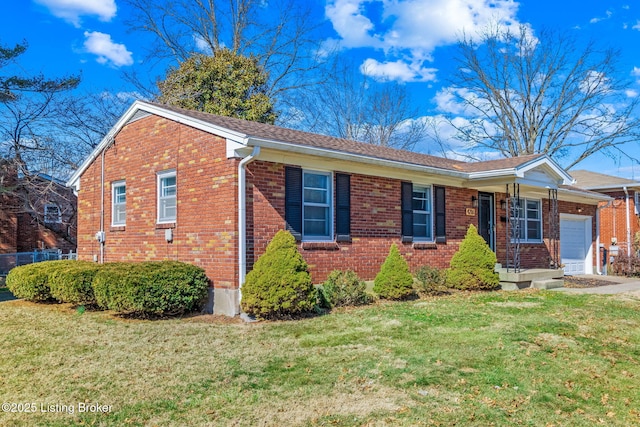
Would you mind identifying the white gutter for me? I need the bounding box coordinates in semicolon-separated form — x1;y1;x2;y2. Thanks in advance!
624;186;632;257
238;146;260;300
99;149;105;264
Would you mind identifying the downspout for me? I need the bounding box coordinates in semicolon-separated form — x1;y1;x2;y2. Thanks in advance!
100;149;105;264
624;186;632;257
238;146;260;304
595;204;602;275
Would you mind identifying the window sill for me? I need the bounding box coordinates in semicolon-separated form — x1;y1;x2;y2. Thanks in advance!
301;241;340;251
511;240;544;245
156;222;176;229
110;225;126;232
413;242;437;250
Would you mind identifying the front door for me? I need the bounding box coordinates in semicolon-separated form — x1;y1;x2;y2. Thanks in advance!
478;192;495;251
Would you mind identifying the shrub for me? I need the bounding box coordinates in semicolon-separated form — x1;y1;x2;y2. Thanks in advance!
612;253;640;277
373;243;414;300
6;260;78;302
241;230;316;318
414;265;447;296
321;270;370;308
49;262;100;305
93;261;208;315
446;224;499;291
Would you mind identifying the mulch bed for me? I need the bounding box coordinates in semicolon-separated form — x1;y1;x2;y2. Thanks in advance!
563;277;622;288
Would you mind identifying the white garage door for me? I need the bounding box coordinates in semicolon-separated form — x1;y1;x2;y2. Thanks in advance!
560;215;592;275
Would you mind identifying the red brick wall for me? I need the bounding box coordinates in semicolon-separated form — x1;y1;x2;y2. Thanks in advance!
598;190;640;255
77;115;239;289
246;161;476;283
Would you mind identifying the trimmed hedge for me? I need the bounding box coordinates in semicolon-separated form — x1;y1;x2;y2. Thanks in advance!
6;260;208;315
49;262;100;305
6;260;79;302
93;261;208;315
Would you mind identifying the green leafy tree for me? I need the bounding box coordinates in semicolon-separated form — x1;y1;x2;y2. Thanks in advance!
241;230;316;318
157;50;277;124
447;224;499;291
373;243;414;300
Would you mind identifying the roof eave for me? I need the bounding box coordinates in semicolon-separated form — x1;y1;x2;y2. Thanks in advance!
246;137;469;179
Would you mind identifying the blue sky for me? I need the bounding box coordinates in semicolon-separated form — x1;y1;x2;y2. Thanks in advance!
3;0;640;178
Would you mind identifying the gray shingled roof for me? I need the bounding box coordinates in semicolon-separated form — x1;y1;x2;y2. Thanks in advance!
570;170;640;190
147;102;546;174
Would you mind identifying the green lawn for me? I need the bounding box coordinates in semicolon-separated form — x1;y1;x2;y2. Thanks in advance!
1;290;639;426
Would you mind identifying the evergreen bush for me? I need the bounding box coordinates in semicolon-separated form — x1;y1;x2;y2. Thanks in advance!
93;261;208;315
49;262;100;305
241;230;316;318
414;265;447;296
373;243;414;300
321;270;370;308
6;260;78;302
447;224;500;291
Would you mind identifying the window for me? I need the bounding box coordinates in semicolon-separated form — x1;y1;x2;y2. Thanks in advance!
44;204;61;224
302;170;332;240
158;170;176;223
511;198;542;242
412;186;432;240
112;181;126;226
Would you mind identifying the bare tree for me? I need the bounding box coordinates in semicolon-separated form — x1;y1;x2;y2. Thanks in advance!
446;24;640;169
123;0;326;109
298;62;428;151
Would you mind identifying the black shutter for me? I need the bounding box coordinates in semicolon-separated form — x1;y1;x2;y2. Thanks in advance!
335;173;351;241
434;185;446;243
285;166;302;241
401;182;413;242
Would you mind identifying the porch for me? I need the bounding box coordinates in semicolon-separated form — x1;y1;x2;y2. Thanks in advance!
495;265;564;290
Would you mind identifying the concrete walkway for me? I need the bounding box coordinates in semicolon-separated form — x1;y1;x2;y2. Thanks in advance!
553;274;640;296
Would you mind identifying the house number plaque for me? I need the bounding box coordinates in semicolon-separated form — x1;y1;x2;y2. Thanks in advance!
465;208;476;216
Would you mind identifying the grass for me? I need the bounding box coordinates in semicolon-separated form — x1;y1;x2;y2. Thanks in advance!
0;290;639;426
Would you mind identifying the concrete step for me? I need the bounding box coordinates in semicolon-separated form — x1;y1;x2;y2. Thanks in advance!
530;279;564;290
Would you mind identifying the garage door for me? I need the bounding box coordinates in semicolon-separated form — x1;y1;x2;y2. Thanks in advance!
560;216;591;275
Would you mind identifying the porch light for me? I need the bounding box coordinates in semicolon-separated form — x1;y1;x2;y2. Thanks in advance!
500;199;507;210
471;195;478;208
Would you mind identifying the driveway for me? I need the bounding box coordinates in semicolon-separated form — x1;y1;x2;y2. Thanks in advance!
553;274;640;297
0;290;16;302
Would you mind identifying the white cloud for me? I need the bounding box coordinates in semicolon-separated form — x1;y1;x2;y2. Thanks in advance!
589;10;613;24
633;20;640;30
193;34;213;54
327;0;522;55
360;58;437;82
631;67;640;81
34;0;116;27
83;31;133;67
625;89;638;98
326;0;524;83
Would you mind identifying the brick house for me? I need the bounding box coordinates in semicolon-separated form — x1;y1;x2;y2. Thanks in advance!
68;101;607;316
571;170;640;268
0;160;77;254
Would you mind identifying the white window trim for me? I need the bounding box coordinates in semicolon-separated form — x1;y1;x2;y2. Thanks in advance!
112;180;126;226
157;170;177;224
44;203;62;224
412;185;434;242
511;198;543;243
302;169;333;242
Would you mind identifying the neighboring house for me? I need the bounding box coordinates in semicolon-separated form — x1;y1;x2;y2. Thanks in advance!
571;170;640;265
0;160;77;254
67;101;608;316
